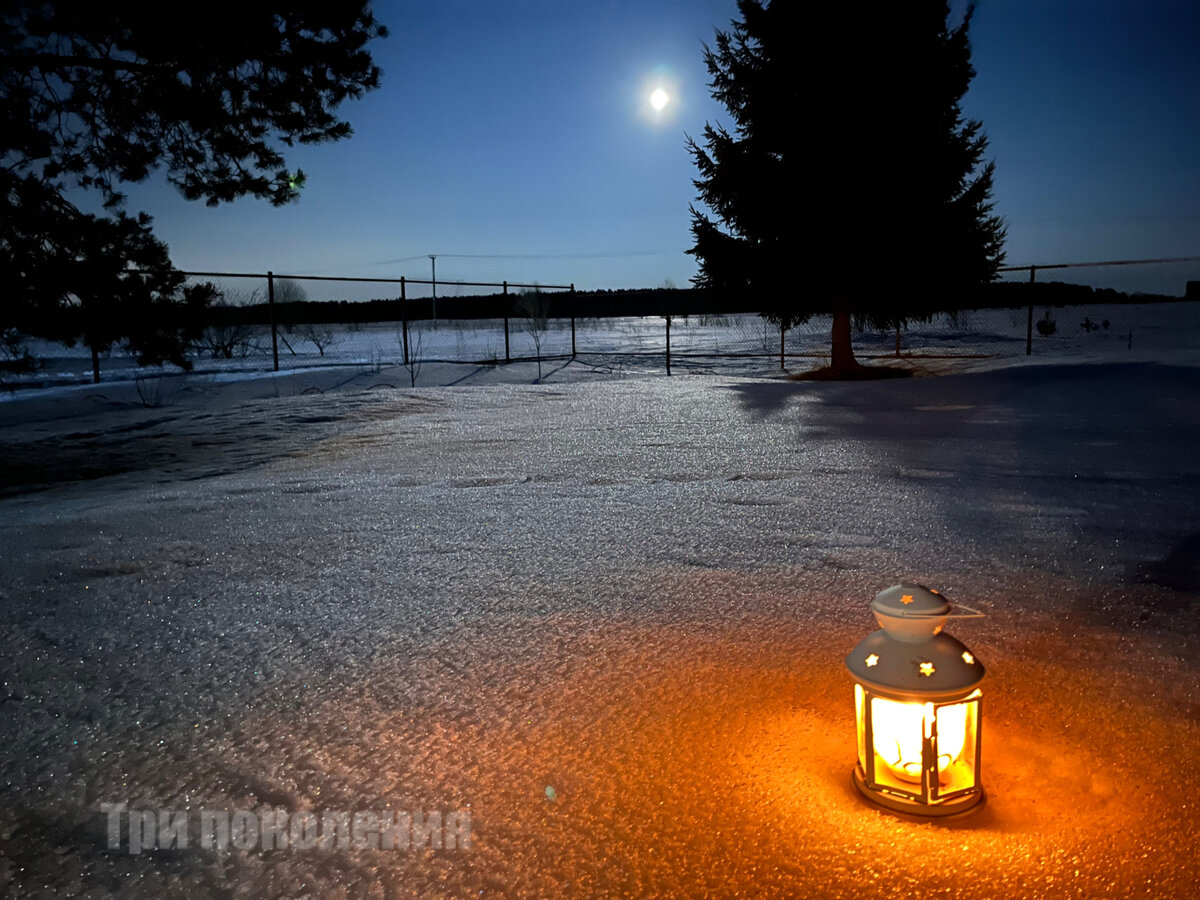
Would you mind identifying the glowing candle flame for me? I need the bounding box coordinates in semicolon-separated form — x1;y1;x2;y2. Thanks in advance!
870;697;969;782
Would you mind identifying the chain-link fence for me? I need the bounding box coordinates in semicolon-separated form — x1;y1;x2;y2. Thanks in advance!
5;263;1200;387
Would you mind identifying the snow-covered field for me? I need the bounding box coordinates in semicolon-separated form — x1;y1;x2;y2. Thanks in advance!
1;350;1199;896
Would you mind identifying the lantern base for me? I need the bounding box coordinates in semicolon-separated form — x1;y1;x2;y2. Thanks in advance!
851;768;985;818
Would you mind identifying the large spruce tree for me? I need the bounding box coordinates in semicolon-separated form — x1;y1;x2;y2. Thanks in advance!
688;0;1005;375
1;0;386;380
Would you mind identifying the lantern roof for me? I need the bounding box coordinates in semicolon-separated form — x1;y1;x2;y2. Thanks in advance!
845;629;984;696
872;583;951;619
869;583;967;643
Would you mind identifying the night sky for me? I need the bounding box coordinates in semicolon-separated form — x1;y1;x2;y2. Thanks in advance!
97;0;1200;296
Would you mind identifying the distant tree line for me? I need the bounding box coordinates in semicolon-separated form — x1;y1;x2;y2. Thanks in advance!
5;280;1182;350
184;280;1187;328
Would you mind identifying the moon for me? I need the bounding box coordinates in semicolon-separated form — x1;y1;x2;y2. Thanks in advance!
638;66;680;124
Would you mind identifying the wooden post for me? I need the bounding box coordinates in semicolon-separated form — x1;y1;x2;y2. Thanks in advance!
503;281;510;362
1026;265;1036;356
665;315;672;376
401;276;409;365
570;285;576;359
267;270;279;372
780;321;786;370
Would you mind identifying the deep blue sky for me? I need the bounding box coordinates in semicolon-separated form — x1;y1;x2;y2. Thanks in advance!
109;0;1200;296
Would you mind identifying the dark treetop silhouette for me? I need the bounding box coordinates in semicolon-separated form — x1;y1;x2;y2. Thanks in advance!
687;0;1006;376
0;0;386;381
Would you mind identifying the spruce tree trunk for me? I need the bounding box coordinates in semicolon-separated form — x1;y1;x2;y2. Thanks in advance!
829;299;860;375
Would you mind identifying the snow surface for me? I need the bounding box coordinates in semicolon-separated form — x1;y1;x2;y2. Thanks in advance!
1;356;1199;897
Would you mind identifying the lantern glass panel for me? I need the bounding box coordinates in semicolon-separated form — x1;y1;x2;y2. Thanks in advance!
934;693;981;795
870;696;927;783
867;692;979;790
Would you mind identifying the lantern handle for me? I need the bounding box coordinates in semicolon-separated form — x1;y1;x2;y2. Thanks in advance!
893;603;987;619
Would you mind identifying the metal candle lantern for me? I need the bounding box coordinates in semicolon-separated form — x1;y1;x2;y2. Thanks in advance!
845;583;985;816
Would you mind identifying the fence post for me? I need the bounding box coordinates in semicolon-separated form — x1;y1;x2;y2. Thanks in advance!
570;284;576;359
780;321;786;370
430;254;437;326
267;270;279;372
665;315;671;376
503;281;510;362
401;276;409;366
1026;265;1037;356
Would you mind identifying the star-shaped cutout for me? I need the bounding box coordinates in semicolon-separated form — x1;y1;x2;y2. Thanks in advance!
918;661;936;677
865;654;880;667
900;594;915;605
961;652;975;665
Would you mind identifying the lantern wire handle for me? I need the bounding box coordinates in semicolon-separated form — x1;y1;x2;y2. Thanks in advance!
894;602;987;619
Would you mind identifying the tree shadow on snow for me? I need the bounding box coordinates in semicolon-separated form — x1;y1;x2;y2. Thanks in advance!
725;363;916;418
725;381;815;417
787;364;914;382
